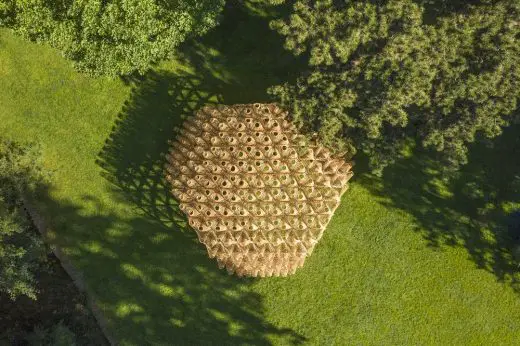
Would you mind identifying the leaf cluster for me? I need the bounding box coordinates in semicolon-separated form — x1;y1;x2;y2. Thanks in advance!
0;138;47;300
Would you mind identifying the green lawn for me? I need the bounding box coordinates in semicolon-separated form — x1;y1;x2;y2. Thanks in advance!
1;3;520;345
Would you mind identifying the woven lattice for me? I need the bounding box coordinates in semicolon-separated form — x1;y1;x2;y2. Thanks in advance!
165;104;353;277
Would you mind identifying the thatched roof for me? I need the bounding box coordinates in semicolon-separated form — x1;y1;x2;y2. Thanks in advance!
165;103;353;277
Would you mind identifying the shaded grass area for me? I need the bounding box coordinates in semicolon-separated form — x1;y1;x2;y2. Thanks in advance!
359;127;520;291
1;2;520;345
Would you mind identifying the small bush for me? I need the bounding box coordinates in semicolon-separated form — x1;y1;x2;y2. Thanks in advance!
25;322;77;346
0;138;47;300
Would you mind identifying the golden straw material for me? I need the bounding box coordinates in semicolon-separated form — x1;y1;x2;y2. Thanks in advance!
165;103;353;277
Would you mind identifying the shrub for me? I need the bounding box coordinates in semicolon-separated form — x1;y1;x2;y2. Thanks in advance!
25;322;77;346
0;138;46;300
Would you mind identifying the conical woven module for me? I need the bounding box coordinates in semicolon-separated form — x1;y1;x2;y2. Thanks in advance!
165;104;353;277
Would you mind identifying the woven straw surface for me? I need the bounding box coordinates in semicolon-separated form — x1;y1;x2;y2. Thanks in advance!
165;104;353;277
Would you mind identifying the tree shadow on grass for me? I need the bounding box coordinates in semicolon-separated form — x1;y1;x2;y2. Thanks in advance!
358;125;520;294
34;186;306;345
174;0;306;103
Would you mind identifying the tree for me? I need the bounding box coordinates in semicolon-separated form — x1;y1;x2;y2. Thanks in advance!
0;138;46;300
269;0;520;172
0;0;225;76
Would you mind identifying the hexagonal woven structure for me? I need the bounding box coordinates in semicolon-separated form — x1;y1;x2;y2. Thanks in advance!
165;104;353;277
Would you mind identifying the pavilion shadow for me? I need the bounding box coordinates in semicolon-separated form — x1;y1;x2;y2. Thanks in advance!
96;70;307;344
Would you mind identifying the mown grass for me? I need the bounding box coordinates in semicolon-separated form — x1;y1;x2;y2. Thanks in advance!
1;3;520;345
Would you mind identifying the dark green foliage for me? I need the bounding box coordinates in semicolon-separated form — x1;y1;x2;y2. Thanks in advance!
0;0;225;76
249;0;287;5
1;250;109;346
270;0;520;172
0;139;46;300
25;322;77;346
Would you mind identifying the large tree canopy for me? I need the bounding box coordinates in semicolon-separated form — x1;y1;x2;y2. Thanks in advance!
0;0;224;76
269;0;520;171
